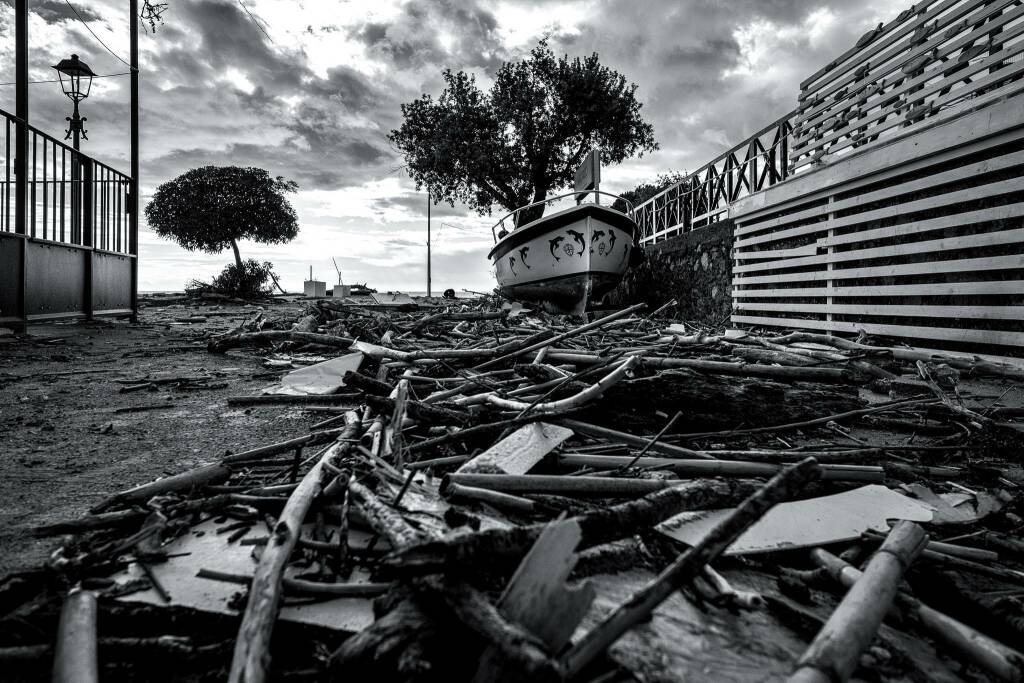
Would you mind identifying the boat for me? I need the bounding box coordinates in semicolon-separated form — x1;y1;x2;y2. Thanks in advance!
488;190;640;314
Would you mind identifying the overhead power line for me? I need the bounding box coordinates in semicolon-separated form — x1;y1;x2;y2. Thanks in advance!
64;0;136;71
0;71;133;87
237;0;274;44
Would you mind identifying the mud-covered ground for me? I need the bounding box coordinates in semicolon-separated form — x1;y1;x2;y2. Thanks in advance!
0;300;311;576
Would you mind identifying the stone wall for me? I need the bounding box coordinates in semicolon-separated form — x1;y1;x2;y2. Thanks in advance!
606;220;733;324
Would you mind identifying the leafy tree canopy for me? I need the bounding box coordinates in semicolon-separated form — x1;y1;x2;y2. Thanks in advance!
389;41;658;222
145;166;299;267
613;171;686;212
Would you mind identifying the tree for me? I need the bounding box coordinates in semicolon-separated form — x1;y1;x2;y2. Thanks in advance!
613;171;686;213
145;166;299;269
389;42;658;224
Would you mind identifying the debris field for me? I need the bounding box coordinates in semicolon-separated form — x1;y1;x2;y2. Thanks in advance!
2;293;1024;682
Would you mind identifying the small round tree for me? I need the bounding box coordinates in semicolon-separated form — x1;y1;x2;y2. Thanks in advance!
145;165;299;269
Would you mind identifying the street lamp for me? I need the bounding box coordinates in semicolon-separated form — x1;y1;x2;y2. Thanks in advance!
52;53;95;150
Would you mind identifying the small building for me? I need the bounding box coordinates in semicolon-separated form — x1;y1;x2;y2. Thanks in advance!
330;285;351;297
303;279;326;297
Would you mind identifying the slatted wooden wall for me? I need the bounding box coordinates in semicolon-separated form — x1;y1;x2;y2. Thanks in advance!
729;0;1024;354
790;0;1024;173
731;99;1024;353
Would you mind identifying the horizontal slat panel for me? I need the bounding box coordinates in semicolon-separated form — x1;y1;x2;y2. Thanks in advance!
733;281;1024;298
733;254;1024;285
730;2;1024;351
734;303;1024;319
734;228;1024;274
796;0;1024;135
739;203;1024;252
731;107;1024;224
793;60;1024;172
800;0;951;93
735;148;1024;239
734;244;819;261
730;315;1024;346
735;176;1024;249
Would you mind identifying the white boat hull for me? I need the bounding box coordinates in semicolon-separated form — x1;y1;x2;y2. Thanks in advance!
489;204;637;314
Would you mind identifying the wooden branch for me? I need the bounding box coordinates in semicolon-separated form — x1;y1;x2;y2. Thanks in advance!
483;356;641;412
91;463;231;513
555;455;884;483
788;521;928;683
350;481;425;549
221;432;339;465
34;508;147;537
674;396;936;440
810;548;1024;683
208;330;354;353
196;569;390;597
559;458;823;678
227;411;361;683
445;473;719;497
544;352;868;384
444;482;546;514
53;589;98;683
342;371;393;396
407;414;570;457
381;478;762;577
772;331;1024;379
474;303;648;371
364;394;475;426
411;309;508;332
560;419;712;460
413;577;557;677
226;394;359;406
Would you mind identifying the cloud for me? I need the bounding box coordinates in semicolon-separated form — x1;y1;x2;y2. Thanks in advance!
348;0;504;72
0;0;910;293
8;0;103;24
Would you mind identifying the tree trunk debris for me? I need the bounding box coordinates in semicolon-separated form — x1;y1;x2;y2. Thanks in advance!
9;293;1024;682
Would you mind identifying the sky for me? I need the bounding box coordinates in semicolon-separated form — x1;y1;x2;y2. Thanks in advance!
0;0;907;293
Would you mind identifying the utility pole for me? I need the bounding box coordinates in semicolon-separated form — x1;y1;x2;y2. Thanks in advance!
130;0;140;322
14;0;28;331
15;0;27;238
426;191;432;298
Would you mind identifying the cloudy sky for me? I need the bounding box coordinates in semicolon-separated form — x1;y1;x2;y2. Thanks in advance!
0;0;906;292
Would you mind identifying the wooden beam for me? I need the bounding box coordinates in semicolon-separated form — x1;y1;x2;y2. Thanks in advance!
736;149;1024;239
732;254;1024;286
740;203;1024;253
734;303;1024;320
736;177;1024;252
794;60;1024;172
796;0;1019;131
734;227;1024;275
732;280;1024;298
732;115;1024;224
799;0;946;92
729;315;1024;347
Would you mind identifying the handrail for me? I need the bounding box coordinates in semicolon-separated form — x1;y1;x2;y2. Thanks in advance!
490;189;635;243
0;105;130;181
631;109;796;218
1;106;133;253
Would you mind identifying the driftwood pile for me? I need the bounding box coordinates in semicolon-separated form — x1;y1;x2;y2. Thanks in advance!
4;296;1024;682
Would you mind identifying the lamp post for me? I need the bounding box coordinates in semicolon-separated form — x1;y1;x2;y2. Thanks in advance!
52;54;95;244
52;53;95;150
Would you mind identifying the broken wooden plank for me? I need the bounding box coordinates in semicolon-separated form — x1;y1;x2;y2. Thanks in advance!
457;422;573;475
789;521;928;683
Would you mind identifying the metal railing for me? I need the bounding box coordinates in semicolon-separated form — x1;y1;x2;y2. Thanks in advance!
490;189;635;243
1;106;132;253
634;0;1024;248
633;112;795;245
